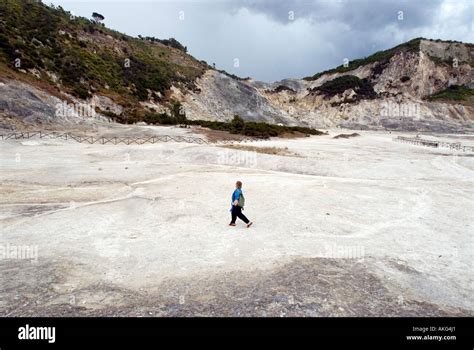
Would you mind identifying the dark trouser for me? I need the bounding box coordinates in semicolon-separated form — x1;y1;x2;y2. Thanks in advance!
230;205;249;224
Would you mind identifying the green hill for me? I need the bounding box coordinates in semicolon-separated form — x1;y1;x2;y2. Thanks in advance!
0;0;206;104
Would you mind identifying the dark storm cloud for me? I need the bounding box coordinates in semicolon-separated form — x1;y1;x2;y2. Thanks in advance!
234;0;444;30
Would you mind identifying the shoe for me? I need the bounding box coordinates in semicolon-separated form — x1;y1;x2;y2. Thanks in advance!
229;223;236;226
246;222;253;228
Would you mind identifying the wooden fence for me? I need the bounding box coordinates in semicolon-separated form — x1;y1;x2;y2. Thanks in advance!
393;136;474;152
0;131;260;145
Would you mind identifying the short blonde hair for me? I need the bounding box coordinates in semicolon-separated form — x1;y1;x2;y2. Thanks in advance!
236;181;242;188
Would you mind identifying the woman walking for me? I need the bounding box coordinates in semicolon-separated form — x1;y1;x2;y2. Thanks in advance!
229;181;253;228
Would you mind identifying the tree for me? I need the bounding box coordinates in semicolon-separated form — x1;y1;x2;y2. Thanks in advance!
171;101;187;125
230;115;245;133
91;12;104;24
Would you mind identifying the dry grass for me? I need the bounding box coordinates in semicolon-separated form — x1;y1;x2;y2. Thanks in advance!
220;144;302;157
192;127;246;141
278;131;313;139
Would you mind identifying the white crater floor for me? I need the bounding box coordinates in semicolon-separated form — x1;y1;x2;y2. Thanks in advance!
0;128;473;316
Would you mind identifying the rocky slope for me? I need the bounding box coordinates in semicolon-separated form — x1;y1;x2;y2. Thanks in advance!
178;39;474;132
0;0;472;132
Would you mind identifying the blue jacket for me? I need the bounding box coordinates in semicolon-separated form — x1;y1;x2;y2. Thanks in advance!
231;188;242;205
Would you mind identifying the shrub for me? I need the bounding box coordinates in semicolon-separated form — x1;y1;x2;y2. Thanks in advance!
170;101;187;124
230;115;245;133
143;112;176;125
188;116;324;138
72;85;91;99
312;75;376;99
427;85;474;101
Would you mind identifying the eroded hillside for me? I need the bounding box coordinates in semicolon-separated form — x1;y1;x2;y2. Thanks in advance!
0;1;473;132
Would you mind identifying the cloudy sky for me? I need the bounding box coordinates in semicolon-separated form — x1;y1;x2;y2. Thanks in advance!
50;0;473;82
